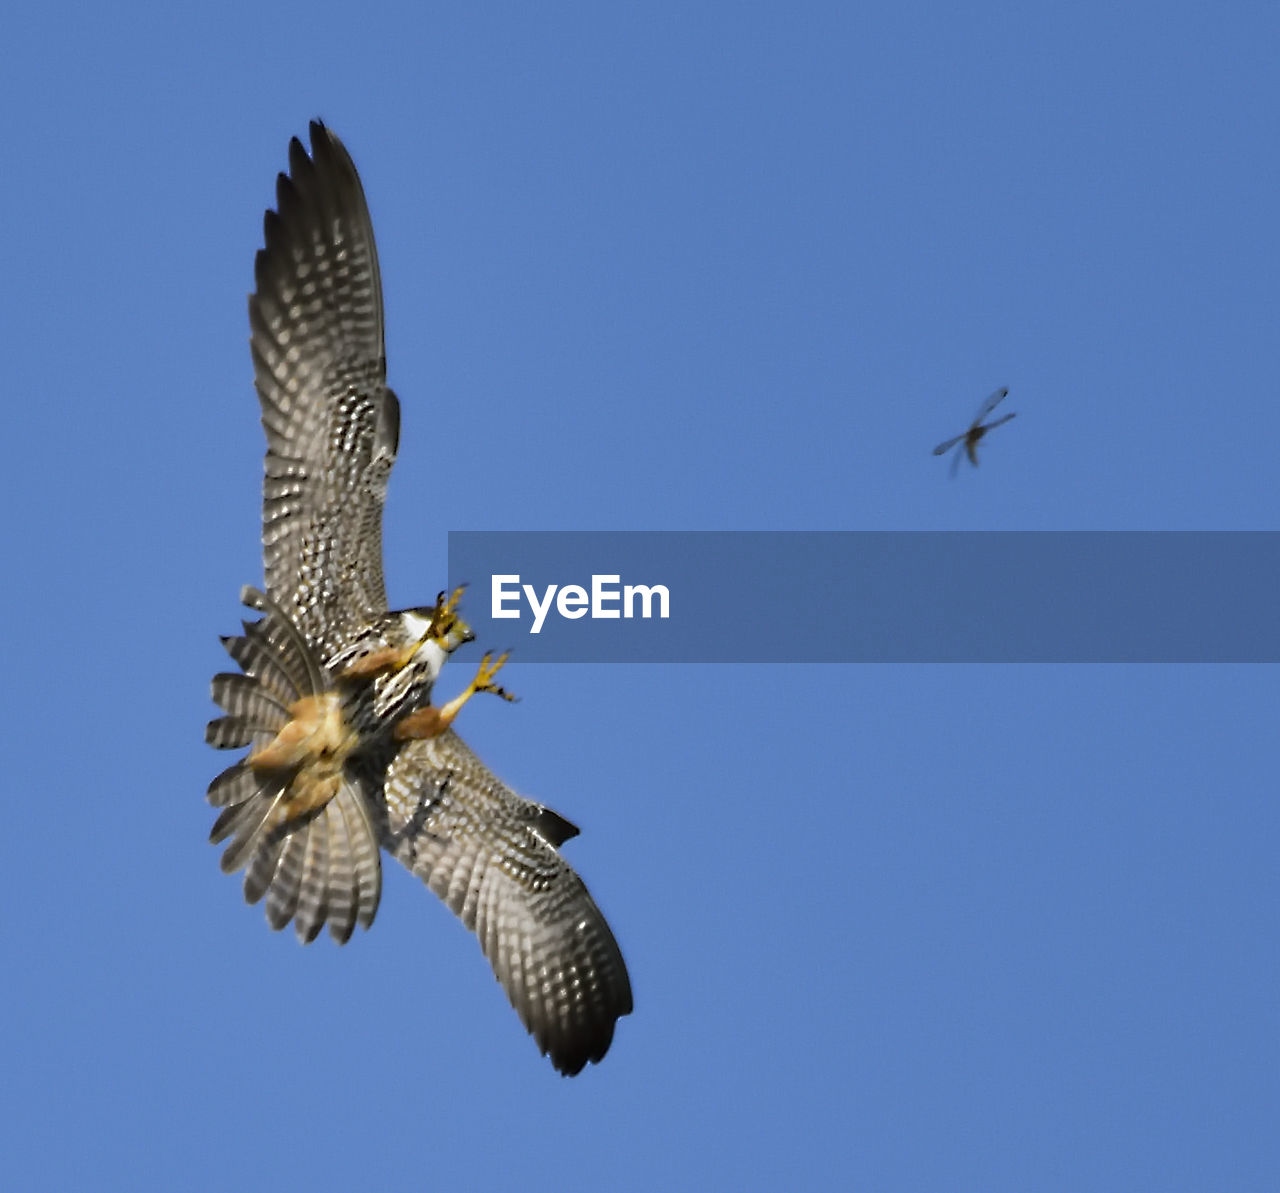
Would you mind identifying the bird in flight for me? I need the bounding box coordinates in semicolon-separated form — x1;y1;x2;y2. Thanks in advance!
205;122;632;1075
933;387;1017;473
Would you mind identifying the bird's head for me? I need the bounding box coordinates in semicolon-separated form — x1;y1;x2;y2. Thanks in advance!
378;589;474;689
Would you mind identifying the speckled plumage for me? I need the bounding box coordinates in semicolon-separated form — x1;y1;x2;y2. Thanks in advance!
206;123;631;1074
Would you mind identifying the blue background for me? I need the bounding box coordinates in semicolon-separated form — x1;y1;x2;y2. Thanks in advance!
3;3;1277;1190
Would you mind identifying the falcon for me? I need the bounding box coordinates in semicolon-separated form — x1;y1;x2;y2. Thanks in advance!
205;122;632;1075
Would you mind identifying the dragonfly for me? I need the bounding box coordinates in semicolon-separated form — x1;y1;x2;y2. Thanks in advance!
933;387;1016;473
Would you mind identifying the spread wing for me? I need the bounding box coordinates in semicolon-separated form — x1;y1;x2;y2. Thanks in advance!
249;121;400;656
382;731;633;1076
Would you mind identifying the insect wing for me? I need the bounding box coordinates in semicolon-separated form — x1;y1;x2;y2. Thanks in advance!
970;386;1010;428
932;432;967;456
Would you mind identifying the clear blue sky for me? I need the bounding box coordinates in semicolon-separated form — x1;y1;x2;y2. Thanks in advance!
3;3;1277;1190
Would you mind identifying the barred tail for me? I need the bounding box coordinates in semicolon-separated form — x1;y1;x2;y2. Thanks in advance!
205;586;382;944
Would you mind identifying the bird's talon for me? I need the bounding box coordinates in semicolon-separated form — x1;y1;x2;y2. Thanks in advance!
472;651;516;702
428;586;473;649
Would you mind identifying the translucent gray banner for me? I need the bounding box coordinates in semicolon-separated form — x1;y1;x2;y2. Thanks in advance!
445;532;1280;662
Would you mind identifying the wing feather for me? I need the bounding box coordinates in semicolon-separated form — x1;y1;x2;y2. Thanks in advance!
249;121;399;654
383;731;632;1075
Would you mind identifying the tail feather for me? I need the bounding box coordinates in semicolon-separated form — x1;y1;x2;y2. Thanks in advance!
265;830;308;930
205;714;267;750
239;585;326;693
207;759;272;809
206;587;382;942
220;632;300;705
294;809;331;943
346;793;382;932
212;789;281;871
325;800;358;944
210;671;289;722
243;818;293;904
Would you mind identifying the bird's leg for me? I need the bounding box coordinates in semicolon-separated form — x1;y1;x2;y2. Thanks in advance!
339;588;473;680
337;642;417;680
394;652;517;741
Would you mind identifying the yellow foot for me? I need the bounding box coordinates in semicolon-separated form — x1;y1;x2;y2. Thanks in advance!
468;650;516;703
394;652;517;742
428;586;474;649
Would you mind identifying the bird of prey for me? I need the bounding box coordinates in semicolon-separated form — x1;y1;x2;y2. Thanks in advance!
205;122;632;1075
933;387;1017;473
